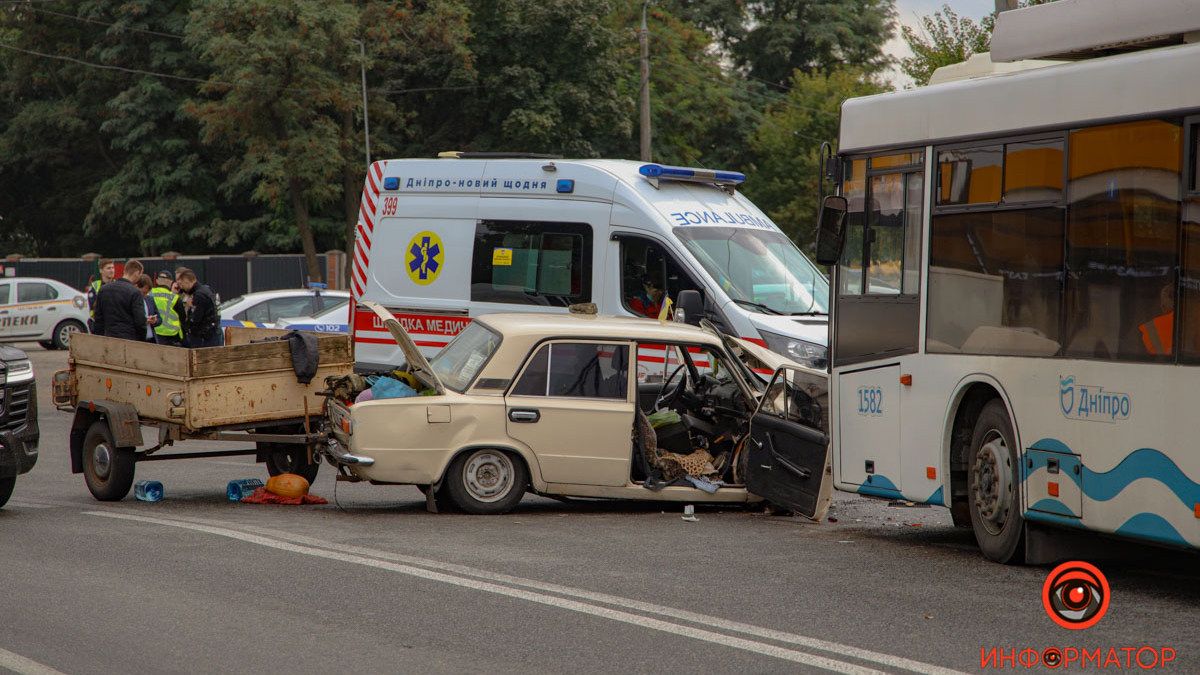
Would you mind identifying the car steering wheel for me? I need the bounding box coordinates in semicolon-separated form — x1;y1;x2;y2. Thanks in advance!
653;363;688;411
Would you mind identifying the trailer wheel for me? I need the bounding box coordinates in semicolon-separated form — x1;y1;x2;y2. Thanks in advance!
264;447;320;484
442;449;528;515
83;420;136;501
967;400;1025;564
0;476;15;508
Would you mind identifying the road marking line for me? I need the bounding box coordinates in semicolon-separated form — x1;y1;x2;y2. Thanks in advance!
86;511;883;674
0;647;66;675
90;510;966;675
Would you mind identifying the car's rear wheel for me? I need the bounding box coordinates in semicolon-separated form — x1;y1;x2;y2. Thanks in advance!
51;319;85;350
442;449;527;514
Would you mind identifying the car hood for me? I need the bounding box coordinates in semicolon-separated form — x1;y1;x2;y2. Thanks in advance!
0;345;28;362
360;301;444;395
744;312;828;345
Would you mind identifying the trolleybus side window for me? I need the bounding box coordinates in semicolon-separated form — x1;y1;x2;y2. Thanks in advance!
1063;120;1181;362
1183;118;1200;362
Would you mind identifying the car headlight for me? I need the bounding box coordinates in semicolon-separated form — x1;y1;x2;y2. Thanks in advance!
3;359;34;384
758;330;828;370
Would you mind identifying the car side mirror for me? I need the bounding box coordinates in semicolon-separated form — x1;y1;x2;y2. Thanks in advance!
674;290;703;326
813;195;849;266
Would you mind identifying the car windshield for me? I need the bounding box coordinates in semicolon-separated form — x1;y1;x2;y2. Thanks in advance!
429;322;501;393
674;227;829;315
313;299;349;319
217;296;244;312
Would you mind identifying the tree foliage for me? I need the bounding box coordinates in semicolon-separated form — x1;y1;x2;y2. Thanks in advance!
0;0;910;273
898;5;992;87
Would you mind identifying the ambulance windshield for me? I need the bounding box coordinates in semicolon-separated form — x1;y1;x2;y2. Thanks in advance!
675;227;828;315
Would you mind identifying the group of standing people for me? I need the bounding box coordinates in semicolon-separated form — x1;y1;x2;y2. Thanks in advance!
87;259;223;348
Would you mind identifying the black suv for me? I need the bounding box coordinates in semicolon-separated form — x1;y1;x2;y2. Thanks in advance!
0;346;38;508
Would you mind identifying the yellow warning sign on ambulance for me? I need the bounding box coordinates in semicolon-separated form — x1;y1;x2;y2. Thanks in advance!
492;247;513;266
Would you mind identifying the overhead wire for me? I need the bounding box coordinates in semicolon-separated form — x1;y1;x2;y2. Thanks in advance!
25;6;187;40
0;42;480;96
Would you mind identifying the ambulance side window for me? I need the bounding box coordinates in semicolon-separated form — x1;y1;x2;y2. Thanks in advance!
472;220;592;306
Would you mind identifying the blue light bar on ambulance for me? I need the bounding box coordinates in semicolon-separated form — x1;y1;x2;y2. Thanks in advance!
638;163;746;187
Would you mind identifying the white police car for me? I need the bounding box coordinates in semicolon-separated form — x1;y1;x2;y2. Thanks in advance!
273;298;352;333
0;277;89;350
218;287;349;329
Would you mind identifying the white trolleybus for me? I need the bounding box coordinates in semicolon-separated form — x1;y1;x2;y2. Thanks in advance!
812;0;1200;563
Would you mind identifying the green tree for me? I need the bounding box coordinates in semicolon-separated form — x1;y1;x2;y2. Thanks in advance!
898;5;992;87
455;0;632;156
743;68;884;246
901;1;1057;87
607;2;757;167
186;0;360;282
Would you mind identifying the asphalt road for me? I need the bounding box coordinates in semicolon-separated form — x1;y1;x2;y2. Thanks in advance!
2;345;1197;674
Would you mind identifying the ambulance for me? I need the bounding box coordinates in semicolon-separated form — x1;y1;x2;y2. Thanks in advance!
348;154;829;379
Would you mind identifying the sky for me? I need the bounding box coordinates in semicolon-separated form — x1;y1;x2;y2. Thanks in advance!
885;0;996;87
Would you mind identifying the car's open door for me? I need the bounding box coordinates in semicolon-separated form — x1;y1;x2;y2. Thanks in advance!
744;366;832;520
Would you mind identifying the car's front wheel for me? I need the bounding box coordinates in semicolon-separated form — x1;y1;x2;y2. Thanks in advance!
51;319;85;350
442;449;528;514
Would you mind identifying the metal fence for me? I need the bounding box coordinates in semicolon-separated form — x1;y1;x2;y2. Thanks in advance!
0;253;346;303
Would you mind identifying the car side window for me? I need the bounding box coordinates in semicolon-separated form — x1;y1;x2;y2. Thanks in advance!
17;282;57;303
0;284;10;305
510;342;629;399
266;296;317;321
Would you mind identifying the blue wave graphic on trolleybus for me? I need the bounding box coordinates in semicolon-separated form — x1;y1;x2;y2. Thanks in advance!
1023;438;1199;548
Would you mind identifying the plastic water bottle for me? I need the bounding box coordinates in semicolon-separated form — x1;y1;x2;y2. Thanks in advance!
134;480;164;503
227;478;264;501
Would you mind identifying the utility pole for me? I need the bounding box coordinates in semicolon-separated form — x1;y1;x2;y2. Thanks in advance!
994;0;1018;12
353;39;370;167
638;1;651;162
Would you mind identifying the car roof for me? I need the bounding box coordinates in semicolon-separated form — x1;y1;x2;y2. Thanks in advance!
475;312;722;344
232;288;350;300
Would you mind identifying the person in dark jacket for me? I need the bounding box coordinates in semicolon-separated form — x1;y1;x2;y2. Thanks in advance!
176;267;223;348
93;259;147;341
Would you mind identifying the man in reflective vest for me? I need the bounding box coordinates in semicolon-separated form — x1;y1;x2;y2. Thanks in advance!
1140;283;1174;357
86;258;115;333
150;270;184;346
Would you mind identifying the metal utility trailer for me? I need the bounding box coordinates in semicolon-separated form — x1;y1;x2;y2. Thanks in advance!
52;329;353;501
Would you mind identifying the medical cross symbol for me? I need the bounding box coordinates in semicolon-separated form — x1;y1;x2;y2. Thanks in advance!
409;236;441;280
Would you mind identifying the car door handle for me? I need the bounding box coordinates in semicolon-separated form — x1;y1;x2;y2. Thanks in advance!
47;306;56;311
509;409;540;423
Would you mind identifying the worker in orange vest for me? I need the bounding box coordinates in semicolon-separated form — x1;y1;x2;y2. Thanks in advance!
1139;283;1174;356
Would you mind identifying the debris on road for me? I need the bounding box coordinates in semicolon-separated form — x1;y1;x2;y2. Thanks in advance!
226;478;265;501
681;504;699;522
240;487;327;506
134;480;163;502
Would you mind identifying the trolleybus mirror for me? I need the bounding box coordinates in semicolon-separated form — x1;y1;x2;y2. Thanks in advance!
813;195;849;266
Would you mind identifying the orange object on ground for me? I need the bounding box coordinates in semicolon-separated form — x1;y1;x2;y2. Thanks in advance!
240;487;327;505
266;473;310;498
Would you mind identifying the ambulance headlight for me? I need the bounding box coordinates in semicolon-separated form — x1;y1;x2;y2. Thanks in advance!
759;331;827;370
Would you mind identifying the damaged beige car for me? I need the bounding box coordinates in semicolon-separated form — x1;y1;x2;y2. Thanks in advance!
322;302;832;518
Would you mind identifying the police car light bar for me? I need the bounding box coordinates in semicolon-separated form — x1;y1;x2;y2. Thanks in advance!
638;163;746;189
